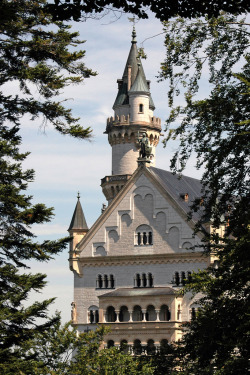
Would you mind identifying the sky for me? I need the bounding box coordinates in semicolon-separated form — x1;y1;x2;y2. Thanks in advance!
17;12;205;324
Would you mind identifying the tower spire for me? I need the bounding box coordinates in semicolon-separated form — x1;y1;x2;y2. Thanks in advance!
101;30;161;203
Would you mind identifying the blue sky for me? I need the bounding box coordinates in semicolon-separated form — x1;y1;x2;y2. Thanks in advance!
18;13;205;323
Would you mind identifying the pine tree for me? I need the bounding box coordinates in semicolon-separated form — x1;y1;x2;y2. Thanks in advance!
0;0;96;373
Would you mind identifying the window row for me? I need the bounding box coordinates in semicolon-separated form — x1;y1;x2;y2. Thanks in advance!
107;339;170;355
96;274;115;289
105;304;171;323
95;271;193;289
134;273;153;288
136;231;153;246
172;271;192;286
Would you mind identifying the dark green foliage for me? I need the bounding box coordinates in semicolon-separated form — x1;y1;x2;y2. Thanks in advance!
0;0;96;139
160;14;250;374
0;123;70;374
0;1;97;372
47;0;250;22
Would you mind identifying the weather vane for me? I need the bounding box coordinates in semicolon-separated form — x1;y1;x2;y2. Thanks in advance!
128;17;136;26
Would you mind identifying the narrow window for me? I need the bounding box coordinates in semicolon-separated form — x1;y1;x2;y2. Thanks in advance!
139;104;143;113
148;231;153;245
143;232;147;245
104;274;108;288
142;273;147;287
136;273;141;287
191;307;196;320
110;274;115;288
181;271;186;285
137;232;141;245
90;310;94;324
148;273;153;287
175;272;180;286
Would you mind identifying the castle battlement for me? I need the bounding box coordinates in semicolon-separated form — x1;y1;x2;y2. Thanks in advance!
106;115;161;131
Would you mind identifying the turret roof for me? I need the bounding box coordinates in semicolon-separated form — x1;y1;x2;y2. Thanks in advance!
113;27;155;110
129;64;150;93
68;194;88;231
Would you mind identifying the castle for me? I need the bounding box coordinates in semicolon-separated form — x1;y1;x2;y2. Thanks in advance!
68;28;213;354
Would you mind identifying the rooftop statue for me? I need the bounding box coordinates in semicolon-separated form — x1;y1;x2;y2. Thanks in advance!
138;132;152;160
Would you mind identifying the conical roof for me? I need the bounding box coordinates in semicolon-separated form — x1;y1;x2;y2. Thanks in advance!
68;194;88;231
113;27;155;109
129;64;149;93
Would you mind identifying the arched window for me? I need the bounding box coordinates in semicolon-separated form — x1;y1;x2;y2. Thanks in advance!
135;273;141;287
132;305;143;322
119;306;129;322
160;339;169;354
135;225;153;246
107;340;114;348
104;275;108;288
88;305;99;324
96;274;115;289
137;232;141;245
96;274;102;288
139;103;144;113
175;272;180;286
106;306;116;322
148;273;153;287
159;305;171;321
134;339;142;355
120;340;128;353
134;273;154;288
147;339;155;355
146;305;156;321
181;271;186;285
148;231;153;245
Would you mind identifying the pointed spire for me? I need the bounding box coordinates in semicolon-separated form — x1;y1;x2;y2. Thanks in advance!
68;193;88;231
132;26;136;44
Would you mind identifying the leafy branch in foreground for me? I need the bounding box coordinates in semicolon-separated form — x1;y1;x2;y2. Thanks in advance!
0;0;97;139
160;14;250;374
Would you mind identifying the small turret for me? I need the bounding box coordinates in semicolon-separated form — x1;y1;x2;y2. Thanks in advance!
68;192;88;252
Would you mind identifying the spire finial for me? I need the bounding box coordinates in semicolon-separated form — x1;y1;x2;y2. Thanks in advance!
132;25;137;43
128;18;137;43
77;191;80;200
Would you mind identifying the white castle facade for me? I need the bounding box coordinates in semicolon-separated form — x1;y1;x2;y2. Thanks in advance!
68;28;213;354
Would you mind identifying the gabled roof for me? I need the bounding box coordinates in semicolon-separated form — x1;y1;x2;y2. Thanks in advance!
68;196;88;231
149;167;203;222
76;165;203;252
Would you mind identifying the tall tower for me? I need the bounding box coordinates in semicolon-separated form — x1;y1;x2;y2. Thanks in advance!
101;27;161;203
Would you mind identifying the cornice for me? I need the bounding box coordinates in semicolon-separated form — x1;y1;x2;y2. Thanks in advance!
79;252;207;268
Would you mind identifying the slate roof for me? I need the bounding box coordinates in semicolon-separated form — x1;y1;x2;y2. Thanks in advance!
129;65;150;93
113;27;155;110
149;167;203;222
68;197;88;231
98;287;176;298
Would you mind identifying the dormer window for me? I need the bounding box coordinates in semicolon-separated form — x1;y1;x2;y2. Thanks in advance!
139;104;144;113
180;193;189;202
